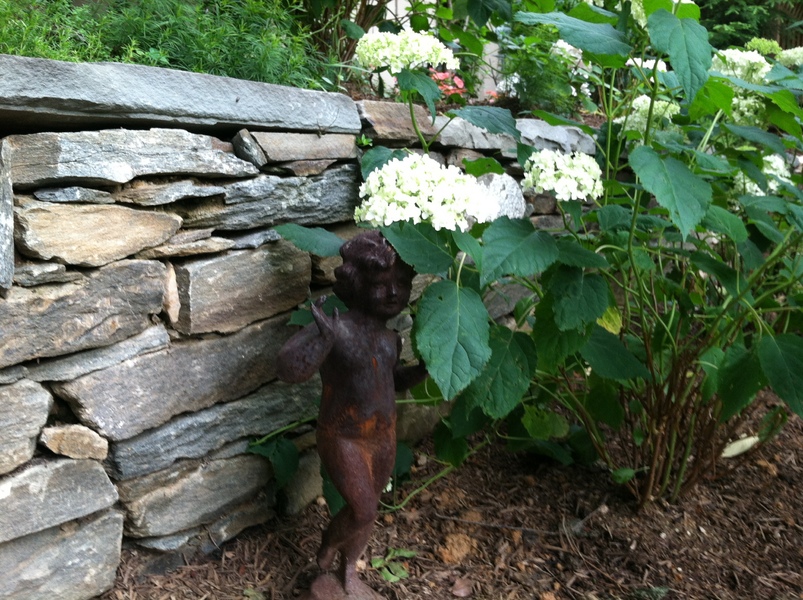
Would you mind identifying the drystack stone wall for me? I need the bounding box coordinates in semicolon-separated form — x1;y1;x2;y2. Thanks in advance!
0;54;593;599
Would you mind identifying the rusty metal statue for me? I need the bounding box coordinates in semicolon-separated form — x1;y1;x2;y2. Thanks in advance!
277;230;427;599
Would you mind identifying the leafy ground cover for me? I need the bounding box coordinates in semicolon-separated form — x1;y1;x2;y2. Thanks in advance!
103;392;801;600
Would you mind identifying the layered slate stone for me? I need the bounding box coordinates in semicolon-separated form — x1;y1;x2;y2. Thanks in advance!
0;260;166;369
24;325;169;383
0;379;52;475
108;377;319;480
0;510;123;600
4;128;259;189
174;241;311;334
249;132;357;162
0;459;118;544
114;179;227;207
169;164;360;230
13;260;83;287
0;55;361;134
53;316;294;441
117;454;272;537
34;186;113;203
0;140;12;291
14;199;182;267
356;100;438;145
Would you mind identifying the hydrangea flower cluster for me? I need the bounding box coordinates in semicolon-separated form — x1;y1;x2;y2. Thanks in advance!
355;154;496;231
711;48;771;124
614;94;681;138
354;31;459;74
522;150;604;202
734;154;794;197
551;40;593;98
779;46;803;68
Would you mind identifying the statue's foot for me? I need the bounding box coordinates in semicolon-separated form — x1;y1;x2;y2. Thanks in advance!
299;573;384;600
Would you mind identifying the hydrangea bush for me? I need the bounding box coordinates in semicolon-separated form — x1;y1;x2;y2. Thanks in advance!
280;6;803;508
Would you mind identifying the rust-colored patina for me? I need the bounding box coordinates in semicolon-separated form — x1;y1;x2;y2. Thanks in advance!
277;231;427;598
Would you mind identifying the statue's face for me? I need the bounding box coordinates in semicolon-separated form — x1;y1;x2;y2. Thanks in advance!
360;263;413;319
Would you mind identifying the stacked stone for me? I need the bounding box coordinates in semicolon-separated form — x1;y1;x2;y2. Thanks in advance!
0;55;594;600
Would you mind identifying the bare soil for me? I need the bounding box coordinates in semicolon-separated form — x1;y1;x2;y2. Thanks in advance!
104;404;802;600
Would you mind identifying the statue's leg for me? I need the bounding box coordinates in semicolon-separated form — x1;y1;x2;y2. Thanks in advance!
317;430;395;594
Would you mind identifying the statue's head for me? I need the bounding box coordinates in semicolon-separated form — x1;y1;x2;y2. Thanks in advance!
333;230;415;318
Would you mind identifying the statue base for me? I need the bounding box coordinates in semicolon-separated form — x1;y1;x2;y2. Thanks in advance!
299;573;385;600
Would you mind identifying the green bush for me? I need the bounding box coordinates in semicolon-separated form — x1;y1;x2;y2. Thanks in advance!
699;0;794;49
0;0;328;89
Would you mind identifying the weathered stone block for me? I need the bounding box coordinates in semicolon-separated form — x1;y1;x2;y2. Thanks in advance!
108;377;319;480
0;260;166;369
135;235;235;259
117;454;272;537
0;140;12;291
169;164;360;230
0;55;361;135
356;100;437;145
14;199;182;267
34;186;113;203
53;316;294;441
0;379;52;475
39;424;109;460
4;128;258;189
0;509;123;600
0;459;118;544
250;132;357;162
25;325;170;383
13;260;84;287
174;241;310;334
114;179;228;207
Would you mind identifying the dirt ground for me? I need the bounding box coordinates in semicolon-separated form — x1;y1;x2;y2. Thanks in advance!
104;404;802;600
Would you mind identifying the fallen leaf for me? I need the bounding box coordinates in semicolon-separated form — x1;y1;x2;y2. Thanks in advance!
451;577;473;597
437;533;477;565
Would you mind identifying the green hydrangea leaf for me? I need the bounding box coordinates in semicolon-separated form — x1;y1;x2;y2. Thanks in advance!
648;10;711;102
758;334;803;417
580;325;651;381
480;217;559;285
397;68;441;122
448;106;521;141
460;326;538;419
549;266;609;332
718;344;767;421
515;11;632;57
415;280;492;399
629;145;711;240
381;221;455;274
274;223;343;257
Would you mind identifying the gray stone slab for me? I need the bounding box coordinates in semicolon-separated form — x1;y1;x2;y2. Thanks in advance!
25;325;169;383
517;118;596;155
250;132;357;162
0;509;123;600
174;241;310;334
0;260;165;369
225;227;281;249
114;179;227;207
135;236;235;259
0;459;118;544
13;260;84;287
0;54;361;135
169;164;360;230
0;140;12;291
4;128;259;189
53;316;295;441
33;186;114;203
117;454;272;538
14;199;182;267
108;377;319;480
0;379;53;475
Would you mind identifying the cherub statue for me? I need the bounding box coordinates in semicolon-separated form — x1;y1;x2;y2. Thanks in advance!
277;230;427;599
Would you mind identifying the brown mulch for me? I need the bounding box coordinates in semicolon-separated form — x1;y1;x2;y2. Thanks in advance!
104;406;802;600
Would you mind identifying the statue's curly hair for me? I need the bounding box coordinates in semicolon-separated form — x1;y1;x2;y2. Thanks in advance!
333;230;414;307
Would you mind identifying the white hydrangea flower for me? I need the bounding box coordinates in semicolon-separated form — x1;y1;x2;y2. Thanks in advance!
551;40;583;64
614;94;681;138
779;46;803;68
356;153;496;231
522;150;604;202
354;31;459;74
630;0;648;28
712;48;771;84
734;154;794;196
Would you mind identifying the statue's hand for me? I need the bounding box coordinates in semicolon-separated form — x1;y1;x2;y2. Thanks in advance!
310;296;338;343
